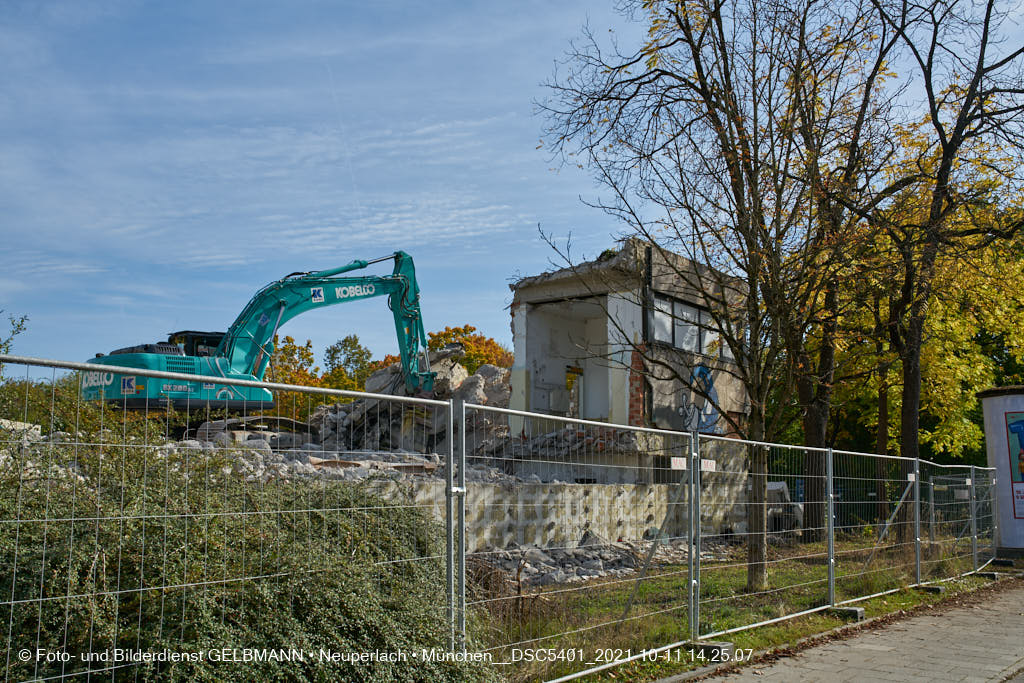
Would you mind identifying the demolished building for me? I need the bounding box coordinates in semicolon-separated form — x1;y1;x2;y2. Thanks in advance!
509;238;748;435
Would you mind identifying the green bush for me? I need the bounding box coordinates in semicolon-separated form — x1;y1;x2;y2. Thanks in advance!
0;432;494;682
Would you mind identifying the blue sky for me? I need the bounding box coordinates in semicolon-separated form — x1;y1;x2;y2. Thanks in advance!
1;1;640;365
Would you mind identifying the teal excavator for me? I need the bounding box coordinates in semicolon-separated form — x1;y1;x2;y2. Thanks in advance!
81;252;434;408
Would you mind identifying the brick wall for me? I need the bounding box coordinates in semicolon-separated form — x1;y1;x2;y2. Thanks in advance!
628;347;646;426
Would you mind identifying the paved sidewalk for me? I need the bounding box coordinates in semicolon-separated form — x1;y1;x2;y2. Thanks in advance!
712;582;1024;682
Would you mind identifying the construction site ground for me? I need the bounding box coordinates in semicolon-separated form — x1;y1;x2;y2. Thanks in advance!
657;573;1024;683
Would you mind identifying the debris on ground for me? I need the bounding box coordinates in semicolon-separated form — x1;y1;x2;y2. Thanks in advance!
470;530;733;587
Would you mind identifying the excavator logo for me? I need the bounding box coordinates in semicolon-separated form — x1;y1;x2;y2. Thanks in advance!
310;287;325;303
82;371;115;389
335;284;374;299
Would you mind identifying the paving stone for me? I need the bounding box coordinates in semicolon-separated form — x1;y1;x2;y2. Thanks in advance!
707;585;1024;683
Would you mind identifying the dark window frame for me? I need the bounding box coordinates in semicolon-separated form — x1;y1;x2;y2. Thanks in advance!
651;293;716;357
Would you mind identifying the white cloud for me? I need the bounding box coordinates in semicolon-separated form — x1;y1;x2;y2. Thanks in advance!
0;0;631;364
3;252;107;277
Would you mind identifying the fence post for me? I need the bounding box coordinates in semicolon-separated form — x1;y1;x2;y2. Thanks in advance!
928;481;935;545
991;473;1000;560
689;430;700;641
455;398;467;651
970;465;978;572
914;458;921;585
445;400;456;652
826;447;835;607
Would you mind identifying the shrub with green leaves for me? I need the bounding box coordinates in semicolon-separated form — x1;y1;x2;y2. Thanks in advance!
0;427;494;682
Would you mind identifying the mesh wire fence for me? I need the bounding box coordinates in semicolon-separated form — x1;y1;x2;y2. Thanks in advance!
0;354;1001;683
0;357;457;682
830;451;919;602
461;403;692;680
917;462;997;579
974;470;997;562
697;437;830;638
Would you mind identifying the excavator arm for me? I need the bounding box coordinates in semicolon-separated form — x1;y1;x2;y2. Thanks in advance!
216;251;434;393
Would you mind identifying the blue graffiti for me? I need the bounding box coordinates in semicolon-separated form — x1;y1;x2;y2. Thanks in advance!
681;364;720;433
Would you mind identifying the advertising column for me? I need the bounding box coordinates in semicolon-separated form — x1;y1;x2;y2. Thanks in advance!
979;386;1024;554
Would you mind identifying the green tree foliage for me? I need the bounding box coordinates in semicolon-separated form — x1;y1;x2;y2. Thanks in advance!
0;310;27;373
831;229;1024;461
322;334;375;391
265;335;324;419
266;335;321;386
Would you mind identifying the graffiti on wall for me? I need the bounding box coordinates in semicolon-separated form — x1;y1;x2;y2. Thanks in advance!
681;364;720;433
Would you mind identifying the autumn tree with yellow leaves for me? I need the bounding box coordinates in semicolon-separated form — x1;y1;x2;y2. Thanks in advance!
426;325;513;374
267;327;511;400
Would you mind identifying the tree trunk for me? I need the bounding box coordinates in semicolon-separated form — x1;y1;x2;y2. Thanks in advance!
875;379;890;522
873;296;890;522
746;411;768;592
802;401;827;543
747;442;768;591
896;315;924;545
800;281;837;544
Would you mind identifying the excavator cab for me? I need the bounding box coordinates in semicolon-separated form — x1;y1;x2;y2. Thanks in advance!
168;331;225;357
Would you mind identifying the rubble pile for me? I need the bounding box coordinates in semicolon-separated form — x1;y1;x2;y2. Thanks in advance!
473;531;732;587
473;425;643;462
465;425;648;484
305;346;512;461
186;346;516;483
479;540;640;586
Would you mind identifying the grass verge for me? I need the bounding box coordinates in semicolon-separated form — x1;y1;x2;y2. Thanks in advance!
571;573;1009;682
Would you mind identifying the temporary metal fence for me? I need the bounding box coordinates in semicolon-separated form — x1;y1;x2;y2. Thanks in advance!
0;355;456;682
460;402;693;678
696;437;831;639
0;354;999;683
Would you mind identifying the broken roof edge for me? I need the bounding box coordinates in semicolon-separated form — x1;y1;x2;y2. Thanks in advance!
510;238;644;292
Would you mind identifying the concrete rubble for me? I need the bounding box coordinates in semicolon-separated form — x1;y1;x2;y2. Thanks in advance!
2;346;649;490
470;424;645;479
183;345;518;484
472;531;732;587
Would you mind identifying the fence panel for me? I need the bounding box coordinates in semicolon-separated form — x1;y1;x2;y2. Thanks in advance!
696;436;830;638
460;403;692;681
0;356;455;682
974;467;997;563
916;460;976;581
829;450;919;601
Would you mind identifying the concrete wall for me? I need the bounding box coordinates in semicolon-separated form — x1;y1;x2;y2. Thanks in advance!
369;466;748;553
606;291;643;425
371;478;690;552
644;345;747;435
464;482;689;552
